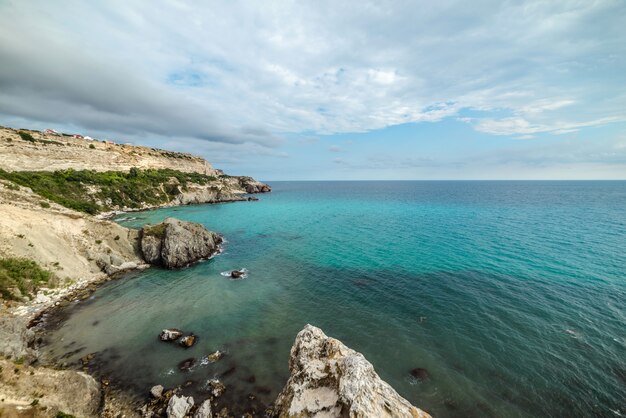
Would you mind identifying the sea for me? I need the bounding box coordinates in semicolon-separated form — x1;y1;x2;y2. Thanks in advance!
40;181;626;417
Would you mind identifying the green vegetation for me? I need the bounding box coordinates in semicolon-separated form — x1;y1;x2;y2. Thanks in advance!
55;413;76;418
89;144;95;149
18;131;36;142
0;168;218;215
0;258;55;301
143;223;167;239
4;181;20;191
39;201;50;208
17;131;63;146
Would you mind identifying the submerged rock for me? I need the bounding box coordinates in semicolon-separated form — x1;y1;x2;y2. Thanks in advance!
160;328;184;341
179;358;195;371
410;367;430;381
166;395;194;418
180;334;197;348
271;324;431;418
141;218;222;269
194;399;213;418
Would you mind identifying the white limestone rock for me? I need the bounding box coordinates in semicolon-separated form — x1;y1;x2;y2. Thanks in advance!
272;324;431;418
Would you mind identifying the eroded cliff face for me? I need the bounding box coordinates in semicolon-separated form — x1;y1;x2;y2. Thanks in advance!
0;127;218;175
271;325;432;418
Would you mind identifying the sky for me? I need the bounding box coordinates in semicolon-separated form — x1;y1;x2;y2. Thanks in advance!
0;0;625;180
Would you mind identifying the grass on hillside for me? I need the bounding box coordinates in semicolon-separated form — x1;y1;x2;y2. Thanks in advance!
0;258;55;301
0;168;218;214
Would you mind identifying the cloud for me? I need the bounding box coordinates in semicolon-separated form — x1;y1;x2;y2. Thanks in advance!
470;115;626;136
0;0;624;149
328;145;342;152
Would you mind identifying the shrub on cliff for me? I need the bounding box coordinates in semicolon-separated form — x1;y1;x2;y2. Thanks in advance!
0;168;219;214
0;258;55;301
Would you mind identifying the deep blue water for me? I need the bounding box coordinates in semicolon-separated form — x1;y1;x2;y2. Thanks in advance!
43;181;626;417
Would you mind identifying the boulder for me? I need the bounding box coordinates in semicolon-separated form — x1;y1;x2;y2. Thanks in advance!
160;328;184;341
180;334;197;348
150;384;164;398
230;270;244;279
271;324;431;418
178;357;195;371
166;395;194;418
208;379;225;397
205;350;224;363
194;399;213;418
140;218;223;269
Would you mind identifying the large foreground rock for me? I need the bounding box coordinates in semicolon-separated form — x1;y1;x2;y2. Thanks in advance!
140;218;222;268
271;325;431;418
0;359;101;417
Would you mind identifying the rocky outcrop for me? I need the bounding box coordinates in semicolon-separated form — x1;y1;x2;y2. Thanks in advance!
237;176;272;193
271;325;431;418
140;218;222;268
0;358;101;418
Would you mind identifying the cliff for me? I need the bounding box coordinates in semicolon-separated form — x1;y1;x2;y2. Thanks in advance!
0;127;218;175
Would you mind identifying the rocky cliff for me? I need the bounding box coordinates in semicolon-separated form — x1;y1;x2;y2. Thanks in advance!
0;127;218;175
271;325;431;418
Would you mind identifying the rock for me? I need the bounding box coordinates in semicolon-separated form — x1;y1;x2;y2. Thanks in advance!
410;368;430;381
179;357;195;371
194;399;213;418
110;253;125;266
160;328;184;341
247;196;259;201
239;177;272;194
230;270;244;279
206;350;224;362
150;384;164;398
0;358;101;417
208;379;225;397
180;334;197;348
140;218;223;269
271;324;431;418
166;395;194;418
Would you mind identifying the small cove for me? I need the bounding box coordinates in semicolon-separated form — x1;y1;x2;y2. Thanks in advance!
40;181;626;417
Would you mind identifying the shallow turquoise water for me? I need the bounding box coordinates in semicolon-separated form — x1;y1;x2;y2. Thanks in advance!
42;181;626;417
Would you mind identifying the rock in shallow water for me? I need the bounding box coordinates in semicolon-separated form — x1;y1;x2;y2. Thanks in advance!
230;270;245;279
178;357;195;371
180;334;197;348
141;218;222;269
271;324;431;418
205;350;224;362
166;395;194;418
160;328;184;341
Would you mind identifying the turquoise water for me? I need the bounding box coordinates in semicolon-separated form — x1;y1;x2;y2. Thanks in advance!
42;181;626;417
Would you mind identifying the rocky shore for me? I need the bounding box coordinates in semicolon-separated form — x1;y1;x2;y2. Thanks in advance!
0;126;429;417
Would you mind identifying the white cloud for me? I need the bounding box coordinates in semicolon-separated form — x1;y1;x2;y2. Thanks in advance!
0;0;624;146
